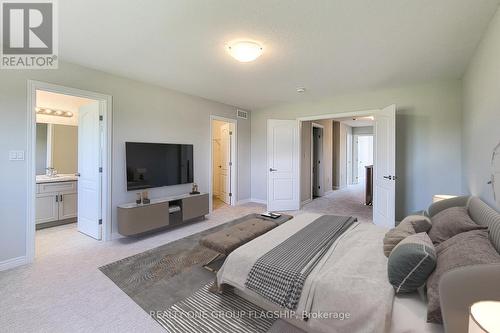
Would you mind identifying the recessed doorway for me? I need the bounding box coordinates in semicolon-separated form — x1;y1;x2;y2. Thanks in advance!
210;116;237;212
27;81;112;263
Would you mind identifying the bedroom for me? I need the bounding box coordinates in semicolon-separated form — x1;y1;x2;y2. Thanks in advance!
1;1;500;333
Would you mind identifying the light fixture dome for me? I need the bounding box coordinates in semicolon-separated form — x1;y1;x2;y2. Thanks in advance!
227;41;263;62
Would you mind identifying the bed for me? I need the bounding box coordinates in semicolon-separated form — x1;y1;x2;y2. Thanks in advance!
217;197;500;333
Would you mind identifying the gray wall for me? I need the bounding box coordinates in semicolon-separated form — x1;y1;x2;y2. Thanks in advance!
0;61;251;263
251;80;464;219
35;124;48;175
462;7;500;210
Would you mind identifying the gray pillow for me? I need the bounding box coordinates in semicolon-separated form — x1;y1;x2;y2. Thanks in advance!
388;233;436;293
428;206;486;245
427;229;500;324
383;215;431;257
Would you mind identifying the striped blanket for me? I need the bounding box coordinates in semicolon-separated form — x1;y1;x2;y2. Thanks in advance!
245;215;356;310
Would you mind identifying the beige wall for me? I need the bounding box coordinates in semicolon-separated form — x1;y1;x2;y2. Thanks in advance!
52;125;78;174
0;61;251;263
462;7;500;209
251;80;463;219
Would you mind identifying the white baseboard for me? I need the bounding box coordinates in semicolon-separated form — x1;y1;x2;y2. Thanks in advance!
237;198;266;205
0;256;27;272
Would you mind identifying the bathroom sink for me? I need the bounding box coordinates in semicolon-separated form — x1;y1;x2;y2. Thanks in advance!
36;174;78;183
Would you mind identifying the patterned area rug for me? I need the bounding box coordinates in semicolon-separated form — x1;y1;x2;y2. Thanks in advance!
99;214;298;332
153;283;276;333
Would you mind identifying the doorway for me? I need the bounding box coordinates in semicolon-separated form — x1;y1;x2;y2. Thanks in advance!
27;81;112;263
210;116;237;211
353;135;374;185
312;124;324;198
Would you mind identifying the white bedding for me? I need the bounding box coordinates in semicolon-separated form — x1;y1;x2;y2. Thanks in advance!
217;213;396;333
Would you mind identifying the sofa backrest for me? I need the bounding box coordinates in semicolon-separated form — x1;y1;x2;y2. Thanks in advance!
468;197;500;254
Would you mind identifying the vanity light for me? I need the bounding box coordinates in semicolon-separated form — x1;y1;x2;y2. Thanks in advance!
36;107;74;118
227;41;263;62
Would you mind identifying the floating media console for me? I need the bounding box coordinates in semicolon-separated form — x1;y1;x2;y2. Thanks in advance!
117;193;209;236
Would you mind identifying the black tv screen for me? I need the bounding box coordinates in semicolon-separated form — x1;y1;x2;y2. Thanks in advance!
126;142;194;191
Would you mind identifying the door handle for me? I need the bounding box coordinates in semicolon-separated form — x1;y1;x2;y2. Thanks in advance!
383;175;392;180
75;173;81;177
60;194;63;202
269;168;277;172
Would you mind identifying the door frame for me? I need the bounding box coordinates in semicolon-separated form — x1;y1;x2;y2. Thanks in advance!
26;80;113;263
209;115;237;212
297;109;380;208
311;122;324;199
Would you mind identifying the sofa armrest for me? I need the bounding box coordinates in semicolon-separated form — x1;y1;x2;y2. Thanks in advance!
439;264;500;333
427;196;471;217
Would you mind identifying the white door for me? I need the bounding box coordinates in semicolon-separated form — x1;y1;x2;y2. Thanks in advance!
373;105;396;228
220;123;232;205
267;120;299;211
77;101;102;239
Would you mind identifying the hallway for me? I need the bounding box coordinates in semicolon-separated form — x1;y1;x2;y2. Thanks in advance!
302;183;373;224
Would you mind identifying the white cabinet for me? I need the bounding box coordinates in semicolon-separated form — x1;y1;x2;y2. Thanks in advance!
35;193;59;224
59;193;77;220
36;181;77;225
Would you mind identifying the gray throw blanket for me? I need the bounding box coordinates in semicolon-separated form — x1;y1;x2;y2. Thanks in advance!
245;215;356;310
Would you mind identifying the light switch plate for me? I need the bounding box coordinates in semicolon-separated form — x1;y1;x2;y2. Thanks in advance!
9;150;24;161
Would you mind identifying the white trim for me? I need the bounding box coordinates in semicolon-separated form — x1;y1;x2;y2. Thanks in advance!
209;115;238;213
236;198;267;205
250;198;267;205
0;256;27;272
297;109;378;121
26;80;113;264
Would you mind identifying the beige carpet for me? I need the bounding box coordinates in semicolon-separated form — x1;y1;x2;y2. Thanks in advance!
301;183;373;224
0;187;371;332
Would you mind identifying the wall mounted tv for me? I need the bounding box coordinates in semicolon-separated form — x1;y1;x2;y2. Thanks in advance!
126;142;194;191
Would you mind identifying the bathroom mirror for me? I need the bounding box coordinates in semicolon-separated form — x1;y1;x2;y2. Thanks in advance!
36;123;78;175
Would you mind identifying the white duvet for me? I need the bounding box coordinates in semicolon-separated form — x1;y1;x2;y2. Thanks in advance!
217;213;395;333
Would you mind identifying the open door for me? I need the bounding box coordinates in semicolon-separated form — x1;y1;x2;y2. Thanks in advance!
373;105;396;228
77;101;102;239
267;119;299;211
220;123;232;205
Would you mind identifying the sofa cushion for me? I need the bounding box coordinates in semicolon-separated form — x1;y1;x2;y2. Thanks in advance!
428;207;486;245
426;229;500;324
388;232;436;293
383;215;431;257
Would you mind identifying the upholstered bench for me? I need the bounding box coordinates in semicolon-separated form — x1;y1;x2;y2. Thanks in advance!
199;213;292;271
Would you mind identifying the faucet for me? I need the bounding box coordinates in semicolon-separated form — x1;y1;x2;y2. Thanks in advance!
46;167;58;177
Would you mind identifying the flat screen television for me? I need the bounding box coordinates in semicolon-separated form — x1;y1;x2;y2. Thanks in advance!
126;142;194;191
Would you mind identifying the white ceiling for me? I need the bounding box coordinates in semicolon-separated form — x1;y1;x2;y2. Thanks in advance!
59;0;499;110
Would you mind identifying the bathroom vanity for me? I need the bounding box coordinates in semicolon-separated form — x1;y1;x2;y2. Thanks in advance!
35;175;78;229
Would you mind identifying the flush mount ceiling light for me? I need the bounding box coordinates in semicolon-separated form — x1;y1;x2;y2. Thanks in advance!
36;107;74;118
296;87;306;93
227;41;263;62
